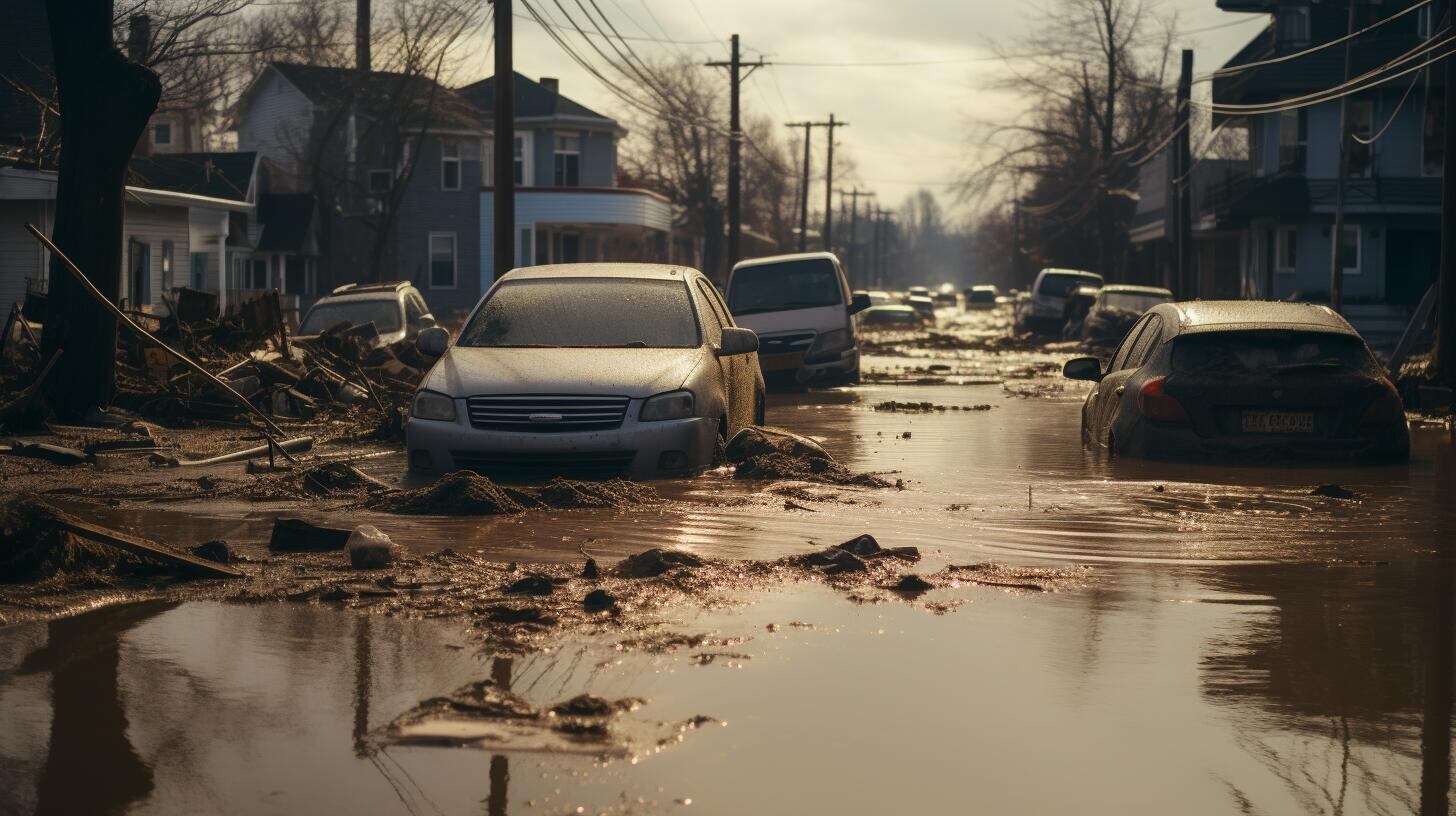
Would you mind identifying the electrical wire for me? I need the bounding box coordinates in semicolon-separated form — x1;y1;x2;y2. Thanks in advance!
511;11;717;45
1198;0;1435;82
1352;65;1422;144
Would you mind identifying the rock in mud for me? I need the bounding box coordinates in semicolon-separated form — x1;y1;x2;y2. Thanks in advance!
799;547;868;575
504;574;556;596
838;534;881;557
269;517;353;552
346;525;396;569
190;540;233;564
536;477;658;509
583;588;618;611
581;557;600;579
616;547;706;578
724;426;832;464
1311;483;1361;500
379;471;537;515
889;574;935;595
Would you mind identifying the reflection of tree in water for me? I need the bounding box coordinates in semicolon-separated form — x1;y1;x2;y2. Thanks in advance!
1200;449;1455;815
18;600;177;816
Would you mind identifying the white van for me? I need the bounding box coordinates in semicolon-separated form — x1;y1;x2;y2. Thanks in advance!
1015;268;1104;335
726;252;870;386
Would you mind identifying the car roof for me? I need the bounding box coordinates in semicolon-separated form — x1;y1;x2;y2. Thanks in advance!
908;295;934;303
730;251;837;271
970;284;998;290
1100;284;1172;296
315;290;405;303
865;304;915;312
1039;268;1102;279
502;263;699;282
1158;300;1359;336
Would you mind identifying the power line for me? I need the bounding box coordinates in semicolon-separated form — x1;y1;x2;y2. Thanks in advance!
1353;66;1423;145
511;11;717;44
1180;15;1266;37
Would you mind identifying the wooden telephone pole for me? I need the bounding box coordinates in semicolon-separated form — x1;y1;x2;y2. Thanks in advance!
491;0;514;279
822;114;847;251
786;121;814;251
707;35;767;269
842;189;872;285
1174;49;1194;299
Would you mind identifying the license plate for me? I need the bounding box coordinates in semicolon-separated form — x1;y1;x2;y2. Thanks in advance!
1241;411;1315;434
759;353;802;372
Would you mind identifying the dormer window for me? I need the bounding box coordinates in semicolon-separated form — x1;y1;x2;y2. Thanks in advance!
554;132;581;186
441;141;461;191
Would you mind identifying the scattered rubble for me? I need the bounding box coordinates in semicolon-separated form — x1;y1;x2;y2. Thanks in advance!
872;401;996;413
269;517;353;552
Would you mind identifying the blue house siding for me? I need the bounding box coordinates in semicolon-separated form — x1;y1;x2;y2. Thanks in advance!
479;189;674;285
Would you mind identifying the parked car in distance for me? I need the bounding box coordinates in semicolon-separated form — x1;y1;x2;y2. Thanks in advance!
858;304;925;329
907;295;936;322
1082;285;1174;345
964;285;1000;309
1015;268;1104;335
1062;301;1409;462
1060;285;1103;340
407;264;766;480
905;286;932;303
727;252;870;387
932;290;959;308
297;281;435;347
867;290;895;306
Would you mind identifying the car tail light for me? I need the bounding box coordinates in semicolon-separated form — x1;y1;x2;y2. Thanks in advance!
1361;384;1406;426
1138;377;1189;424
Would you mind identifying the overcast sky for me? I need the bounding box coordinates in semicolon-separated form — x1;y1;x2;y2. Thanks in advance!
459;0;1266;220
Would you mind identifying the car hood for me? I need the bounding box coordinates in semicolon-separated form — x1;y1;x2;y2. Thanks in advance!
734;304;845;337
422;346;704;399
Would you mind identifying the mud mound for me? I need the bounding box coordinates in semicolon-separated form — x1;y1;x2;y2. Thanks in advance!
0;495;127;582
735;453;894;488
536;477;658;509
724;426;831;464
293;461;390;496
378;470;539;515
873;401;995;413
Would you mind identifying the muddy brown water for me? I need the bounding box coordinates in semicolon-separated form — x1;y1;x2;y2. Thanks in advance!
2;311;1454;814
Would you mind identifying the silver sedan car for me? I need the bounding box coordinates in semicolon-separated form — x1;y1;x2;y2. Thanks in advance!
406;264;766;480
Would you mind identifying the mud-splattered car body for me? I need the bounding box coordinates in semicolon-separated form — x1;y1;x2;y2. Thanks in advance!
407;264;766;480
1063;301;1409;462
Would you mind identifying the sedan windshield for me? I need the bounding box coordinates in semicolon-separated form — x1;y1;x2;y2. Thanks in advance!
299;299;402;334
1172;331;1378;376
728;259;842;315
459;278;701;348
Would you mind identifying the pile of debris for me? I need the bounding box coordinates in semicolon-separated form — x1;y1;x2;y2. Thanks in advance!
725;426;899;488
376;470;662;515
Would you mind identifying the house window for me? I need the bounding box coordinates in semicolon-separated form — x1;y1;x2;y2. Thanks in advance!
1347;99;1373;178
189;252;207;290
1276;226;1297;273
161;240;174;293
441;141;461;191
368;169;392;194
152;122;172;147
1277;7;1310;47
513;133;532;185
1339;225;1361;275
554;132;581;186
1425;92;1444;176
1278;108;1306;173
429;233;457;288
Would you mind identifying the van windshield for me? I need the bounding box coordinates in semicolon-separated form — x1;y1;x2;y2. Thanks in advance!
459;278;701;348
728;259;842;315
1038;273;1101;298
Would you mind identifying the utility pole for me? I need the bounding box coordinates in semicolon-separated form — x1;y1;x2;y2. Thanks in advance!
355;0;370;71
1011;176;1023;287
1174;49;1193;299
1439;2;1456;385
491;0;513;279
707;36;767;270
786;122;813;252
823;113;847;251
1330;0;1358;314
843;189;871;285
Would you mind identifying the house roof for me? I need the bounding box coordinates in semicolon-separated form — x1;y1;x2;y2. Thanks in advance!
256;192;317;253
268;62;488;132
457;73;617;126
128;152;257;203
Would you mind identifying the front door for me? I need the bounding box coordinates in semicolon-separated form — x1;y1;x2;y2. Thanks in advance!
129;240;151;307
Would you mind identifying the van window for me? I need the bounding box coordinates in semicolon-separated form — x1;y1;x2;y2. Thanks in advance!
1037;272;1100;298
728;259;842;315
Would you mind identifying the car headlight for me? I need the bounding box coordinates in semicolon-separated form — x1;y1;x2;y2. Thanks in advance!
807;328;850;359
412;390;457;422
640;390;695;421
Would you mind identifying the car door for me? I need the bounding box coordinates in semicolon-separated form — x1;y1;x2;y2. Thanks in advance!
703;280;762;430
1098;315;1164;445
692;278;735;431
1090;315;1153;444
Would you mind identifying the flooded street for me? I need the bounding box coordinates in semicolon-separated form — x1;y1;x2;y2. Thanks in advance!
2;308;1454;815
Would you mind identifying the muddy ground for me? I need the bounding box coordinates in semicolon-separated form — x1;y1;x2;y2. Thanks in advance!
2;304;1454;815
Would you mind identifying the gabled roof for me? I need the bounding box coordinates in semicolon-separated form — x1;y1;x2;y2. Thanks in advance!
457;72;617;126
256;192;318;253
267;62;487;132
128;152;258;203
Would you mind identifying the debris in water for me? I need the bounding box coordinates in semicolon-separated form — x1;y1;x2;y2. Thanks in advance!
190;540;233;564
724;426;832;464
888;574;935;595
581;557;600;579
269;517;353;552
583;588;618;611
504;574;556;596
1311;483;1361;500
617;547;706;578
346;525;396;569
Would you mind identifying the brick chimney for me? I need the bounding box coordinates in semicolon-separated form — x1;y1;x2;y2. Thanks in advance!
540;77;559;94
127;14;150;63
356;0;371;71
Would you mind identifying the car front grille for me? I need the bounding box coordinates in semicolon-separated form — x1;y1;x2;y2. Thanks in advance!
465;395;630;432
448;450;637;481
759;332;815;354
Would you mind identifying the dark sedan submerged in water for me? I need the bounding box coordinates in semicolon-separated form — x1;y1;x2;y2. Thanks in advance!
1062;301;1409;462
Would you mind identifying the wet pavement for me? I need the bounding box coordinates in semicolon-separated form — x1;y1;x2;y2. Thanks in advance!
1;306;1454;814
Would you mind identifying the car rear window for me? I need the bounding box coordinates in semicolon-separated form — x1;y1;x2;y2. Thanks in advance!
861;309;916;326
299;299;402;334
968;289;996;302
1037;273;1100;298
1101;292;1169;313
728;259;842;315
460;278;701;348
1172;331;1378;376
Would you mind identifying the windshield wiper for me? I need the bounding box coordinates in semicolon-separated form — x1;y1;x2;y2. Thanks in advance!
1273;360;1344;375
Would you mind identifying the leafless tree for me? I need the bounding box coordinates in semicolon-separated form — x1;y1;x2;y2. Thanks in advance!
960;0;1180;282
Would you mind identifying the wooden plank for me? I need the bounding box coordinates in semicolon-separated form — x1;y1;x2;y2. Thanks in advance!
41;505;244;578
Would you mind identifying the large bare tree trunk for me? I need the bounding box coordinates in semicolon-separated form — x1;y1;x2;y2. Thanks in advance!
40;0;160;419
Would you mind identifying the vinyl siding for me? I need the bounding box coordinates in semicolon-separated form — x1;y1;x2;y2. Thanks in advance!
0;200;46;316
123;203;191;309
238;69;314;189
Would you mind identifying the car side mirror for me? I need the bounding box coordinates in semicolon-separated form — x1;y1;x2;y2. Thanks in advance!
1062;356;1103;382
716;326;759;357
412;314;436;330
416;326;450;357
848;293;872;315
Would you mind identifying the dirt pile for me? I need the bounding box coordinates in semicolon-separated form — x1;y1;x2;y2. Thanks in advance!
377;471;662;515
536;477;659;509
726;427;896;488
787;534;921;577
0;495;126;583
